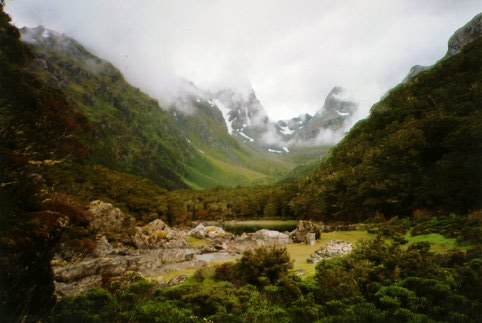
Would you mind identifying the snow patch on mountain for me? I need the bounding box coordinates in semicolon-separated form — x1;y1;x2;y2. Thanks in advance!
239;131;255;142
212;98;234;134
279;124;295;135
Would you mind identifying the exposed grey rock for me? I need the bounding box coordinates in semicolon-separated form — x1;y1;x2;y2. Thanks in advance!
135;219;189;249
290;220;324;243
294;87;358;143
88;200;134;233
93;236;115;257
403;12;482;82
228;229;289;252
53;247;199;296
403;64;432;82
446;12;482;57
306;240;353;264
189;223;229;240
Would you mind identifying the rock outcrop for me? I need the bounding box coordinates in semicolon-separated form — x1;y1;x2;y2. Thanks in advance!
189;223;230;240
446;12;482;58
135;219;188;249
404;12;482;81
290;220;324;244
228;229;290;252
52;217;312;297
307;240;353;263
88;200;136;240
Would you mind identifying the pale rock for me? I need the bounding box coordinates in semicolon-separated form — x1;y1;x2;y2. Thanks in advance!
88;200;133;233
228;229;289;252
446;12;482;57
93;235;115;257
291;220;324;243
134;219;188;249
307;240;353;263
189;223;227;239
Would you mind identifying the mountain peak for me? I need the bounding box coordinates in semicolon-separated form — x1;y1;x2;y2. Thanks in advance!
20;26;89;60
319;86;357;116
446;12;482;58
404;12;482;81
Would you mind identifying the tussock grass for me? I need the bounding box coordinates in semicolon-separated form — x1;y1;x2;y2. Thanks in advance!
287;230;375;277
404;232;463;253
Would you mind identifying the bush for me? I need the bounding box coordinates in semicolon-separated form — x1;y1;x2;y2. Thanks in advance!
237;247;293;287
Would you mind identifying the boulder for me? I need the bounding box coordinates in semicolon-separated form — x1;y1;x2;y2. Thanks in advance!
88;200;135;235
189;223;227;239
228;229;289;252
307;240;353;263
134;219;188;249
88;200;125;232
291;220;324;243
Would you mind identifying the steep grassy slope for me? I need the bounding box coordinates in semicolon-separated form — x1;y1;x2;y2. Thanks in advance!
22;27;190;189
290;35;482;221
174;99;292;188
23;27;293;188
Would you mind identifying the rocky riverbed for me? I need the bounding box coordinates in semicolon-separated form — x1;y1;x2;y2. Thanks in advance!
52;200;354;296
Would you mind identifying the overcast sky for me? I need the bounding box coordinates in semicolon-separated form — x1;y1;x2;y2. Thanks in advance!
6;0;482;120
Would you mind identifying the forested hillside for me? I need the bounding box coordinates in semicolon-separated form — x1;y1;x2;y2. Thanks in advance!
290;34;482;221
2;3;482;322
0;8;90;320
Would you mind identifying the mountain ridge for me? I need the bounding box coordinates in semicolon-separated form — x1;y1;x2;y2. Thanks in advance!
19;25;297;189
291;29;482;221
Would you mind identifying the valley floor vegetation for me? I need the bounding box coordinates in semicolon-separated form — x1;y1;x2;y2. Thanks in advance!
50;214;481;323
2;4;482;322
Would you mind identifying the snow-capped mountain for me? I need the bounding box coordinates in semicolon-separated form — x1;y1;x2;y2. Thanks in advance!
275;114;312;141
294;86;358;143
212;86;357;147
209;89;269;144
204;86;358;153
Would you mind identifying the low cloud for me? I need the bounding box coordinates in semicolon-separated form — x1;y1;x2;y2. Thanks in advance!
6;0;482;121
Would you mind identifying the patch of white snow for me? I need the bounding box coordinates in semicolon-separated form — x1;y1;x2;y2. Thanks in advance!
239;132;255;142
212;99;234;134
279;125;295;135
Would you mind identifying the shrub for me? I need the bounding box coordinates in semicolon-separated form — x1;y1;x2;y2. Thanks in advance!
236;247;293;287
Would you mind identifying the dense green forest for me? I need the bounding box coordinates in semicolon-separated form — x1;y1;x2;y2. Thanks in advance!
291;37;482;221
1;4;482;322
0;6;90;320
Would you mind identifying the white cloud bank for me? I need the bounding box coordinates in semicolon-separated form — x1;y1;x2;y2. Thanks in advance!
6;0;482;120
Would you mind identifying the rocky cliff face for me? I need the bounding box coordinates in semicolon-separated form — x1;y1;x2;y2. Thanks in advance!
294;87;358;143
404;12;482;81
209;86;358;151
446;12;482;57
